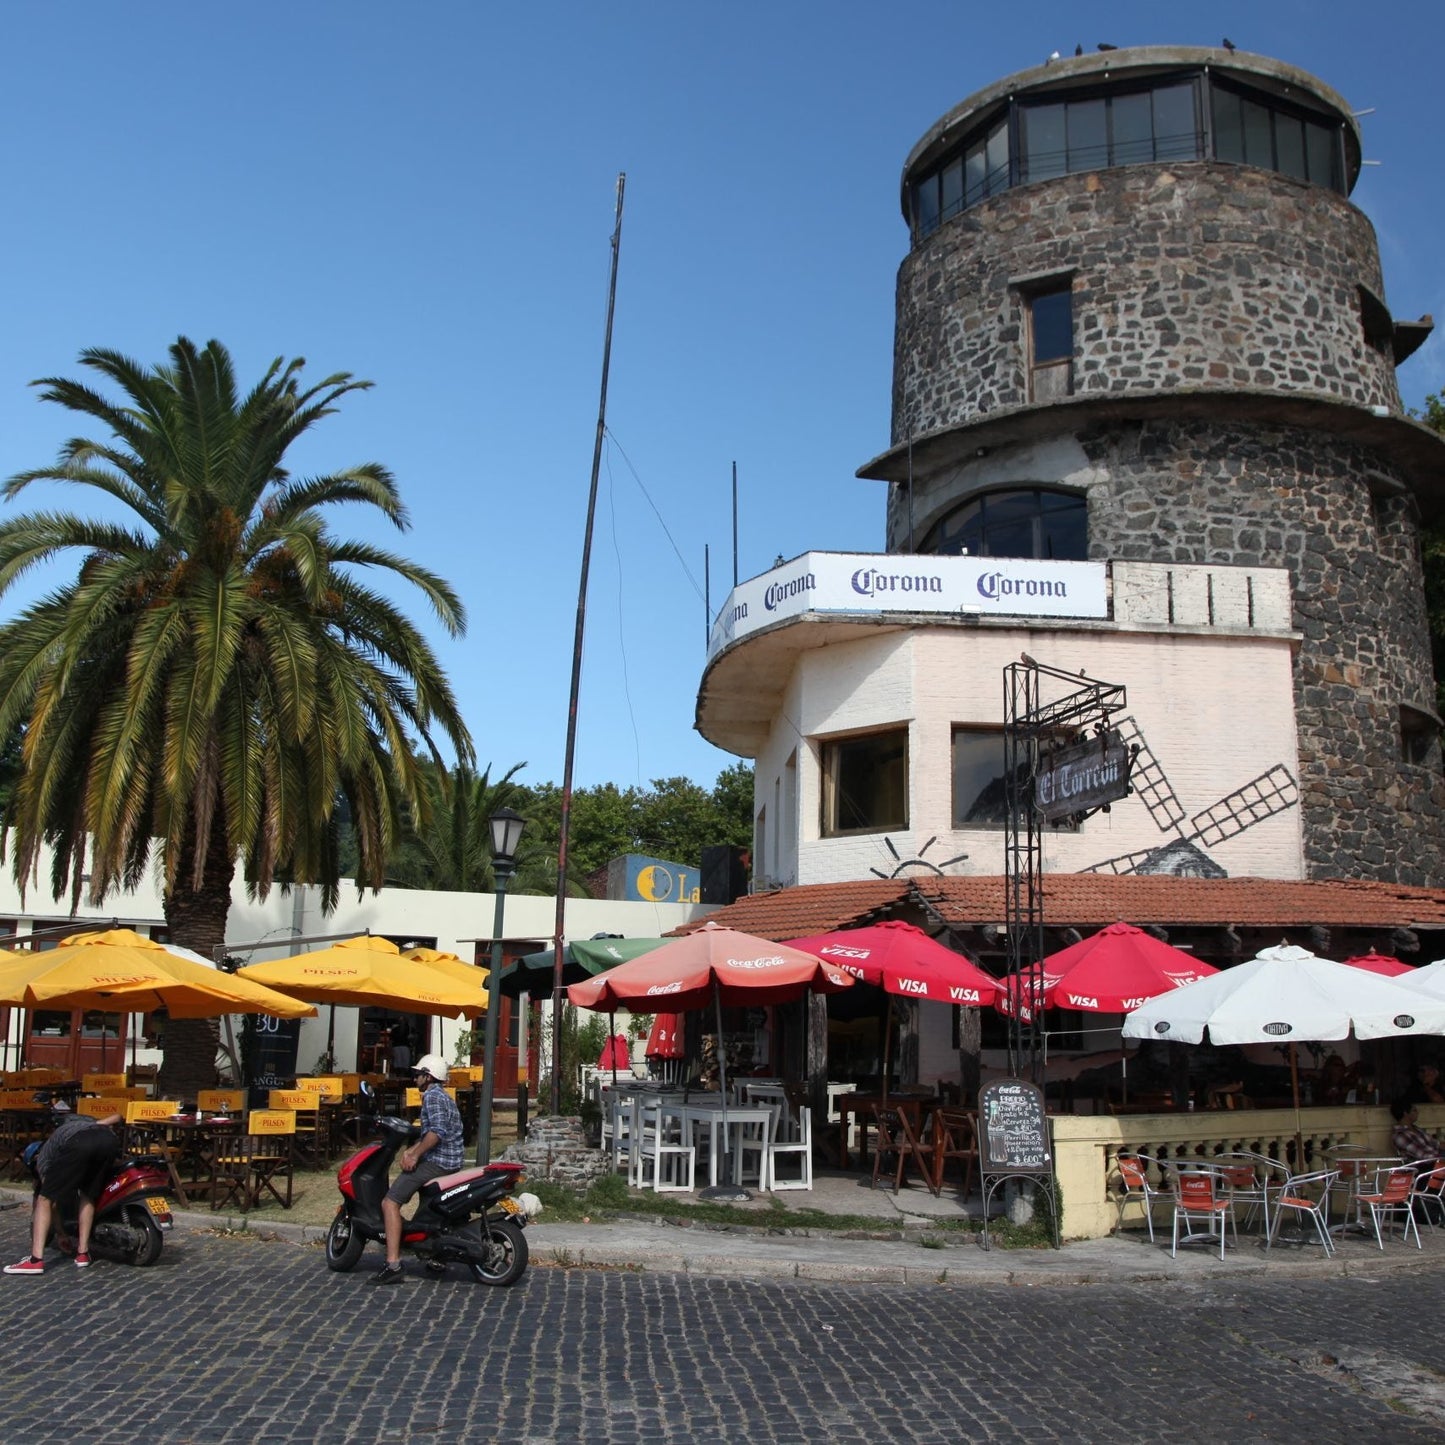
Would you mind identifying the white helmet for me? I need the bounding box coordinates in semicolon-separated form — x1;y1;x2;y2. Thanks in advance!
413;1053;449;1083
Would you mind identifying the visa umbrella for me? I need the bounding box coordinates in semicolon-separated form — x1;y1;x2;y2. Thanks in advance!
1123;943;1445;1163
788;920;999;1099
1339;951;1412;978
568;922;854;1198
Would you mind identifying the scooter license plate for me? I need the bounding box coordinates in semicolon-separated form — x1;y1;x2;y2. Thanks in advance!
499;1197;523;1216
144;1196;172;1220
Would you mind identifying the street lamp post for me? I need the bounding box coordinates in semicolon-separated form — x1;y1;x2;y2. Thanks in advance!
477;807;526;1166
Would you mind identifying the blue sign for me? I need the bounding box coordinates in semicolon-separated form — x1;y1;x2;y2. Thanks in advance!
608;854;700;904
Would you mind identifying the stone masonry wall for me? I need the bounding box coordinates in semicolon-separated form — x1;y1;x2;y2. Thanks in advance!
892;162;1400;441
1080;417;1445;884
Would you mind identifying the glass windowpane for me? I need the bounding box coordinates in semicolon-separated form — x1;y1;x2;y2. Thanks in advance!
940;159;963;221
1031;288;1073;363
1111;92;1152;165
1212;86;1244;163
952;731;1008;827
1066;98;1107;172
1021;103;1066;182
1305;121;1337;188
1242;98;1272;167
914;174;939;235
825;731;908;835
964;141;987;205
985;119;1009;193
1152;83;1199;160
1276;114;1306;179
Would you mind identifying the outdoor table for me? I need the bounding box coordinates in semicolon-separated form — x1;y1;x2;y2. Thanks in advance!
834;1094;935;1170
678;1102;774;1188
156;1114;241;1188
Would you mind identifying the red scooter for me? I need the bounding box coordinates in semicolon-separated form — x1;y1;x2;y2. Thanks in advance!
325;1095;539;1287
23;1139;174;1266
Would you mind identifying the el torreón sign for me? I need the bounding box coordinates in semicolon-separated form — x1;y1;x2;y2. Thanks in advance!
1034;729;1133;824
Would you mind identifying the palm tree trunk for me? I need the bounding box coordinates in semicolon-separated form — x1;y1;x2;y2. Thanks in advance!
158;805;236;1102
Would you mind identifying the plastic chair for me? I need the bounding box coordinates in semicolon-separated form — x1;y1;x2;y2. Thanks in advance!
1171;1167;1236;1259
1266;1168;1339;1257
767;1105;814;1190
1357;1166;1423;1250
1114;1151;1169;1243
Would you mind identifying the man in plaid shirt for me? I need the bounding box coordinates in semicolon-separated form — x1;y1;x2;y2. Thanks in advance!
373;1053;465;1285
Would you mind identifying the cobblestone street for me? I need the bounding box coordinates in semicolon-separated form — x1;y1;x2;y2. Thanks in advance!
2;1213;1445;1444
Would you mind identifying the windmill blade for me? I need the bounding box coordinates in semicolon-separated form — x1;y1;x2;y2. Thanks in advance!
1113;716;1187;833
1079;847;1159;876
1187;764;1299;847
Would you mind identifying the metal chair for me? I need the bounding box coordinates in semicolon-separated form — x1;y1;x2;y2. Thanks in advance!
1356;1166;1423;1250
1171;1166;1236;1259
1266;1168;1339;1257
1114;1151;1170;1243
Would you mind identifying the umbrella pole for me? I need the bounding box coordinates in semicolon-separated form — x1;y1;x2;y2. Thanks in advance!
609;1009;618;1085
699;977;749;1202
881;998;892;1103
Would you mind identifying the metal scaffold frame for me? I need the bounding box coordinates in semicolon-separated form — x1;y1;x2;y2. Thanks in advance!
1001;656;1128;1083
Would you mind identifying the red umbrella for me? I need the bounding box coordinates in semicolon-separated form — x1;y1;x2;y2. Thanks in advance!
787;920;999;1006
1340;951;1412;978
645;1012;686;1060
597;1033;632;1072
568;922;854;1012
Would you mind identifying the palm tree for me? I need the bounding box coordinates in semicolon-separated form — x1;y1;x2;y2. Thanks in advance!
0;338;473;1096
385;760;527;891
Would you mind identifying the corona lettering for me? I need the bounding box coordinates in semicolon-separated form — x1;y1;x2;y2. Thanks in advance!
763;573;817;611
850;567;945;598
976;572;1068;601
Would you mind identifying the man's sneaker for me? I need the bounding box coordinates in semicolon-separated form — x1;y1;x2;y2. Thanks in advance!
369;1262;404;1286
4;1256;44;1275
73;1252;92;1268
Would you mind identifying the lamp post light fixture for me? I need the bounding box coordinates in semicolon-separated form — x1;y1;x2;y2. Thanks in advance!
477;806;526;1165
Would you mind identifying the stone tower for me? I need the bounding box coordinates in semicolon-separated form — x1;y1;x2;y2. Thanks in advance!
858;45;1445;886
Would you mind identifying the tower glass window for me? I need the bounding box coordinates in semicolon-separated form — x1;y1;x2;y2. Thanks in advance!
923;488;1087;561
910;70;1344;241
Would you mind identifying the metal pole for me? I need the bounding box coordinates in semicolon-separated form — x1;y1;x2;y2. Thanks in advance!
550;172;626;1116
478;864;512;1165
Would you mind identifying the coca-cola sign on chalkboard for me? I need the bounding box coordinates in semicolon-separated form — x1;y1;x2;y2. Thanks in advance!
978;1078;1051;1174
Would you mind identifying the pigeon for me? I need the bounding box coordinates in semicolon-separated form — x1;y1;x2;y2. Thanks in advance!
1097;42;1117;51
1074;44;1084;56
1223;37;1237;51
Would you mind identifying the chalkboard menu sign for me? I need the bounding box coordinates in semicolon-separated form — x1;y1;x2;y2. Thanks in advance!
978;1078;1051;1174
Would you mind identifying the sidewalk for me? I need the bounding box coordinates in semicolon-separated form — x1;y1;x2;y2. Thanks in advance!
12;1171;1443;1287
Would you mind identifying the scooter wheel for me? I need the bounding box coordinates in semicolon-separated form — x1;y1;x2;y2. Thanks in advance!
468;1219;528;1287
122;1204;165;1267
325;1211;367;1272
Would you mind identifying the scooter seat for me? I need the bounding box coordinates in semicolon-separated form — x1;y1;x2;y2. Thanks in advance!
426;1164;511;1192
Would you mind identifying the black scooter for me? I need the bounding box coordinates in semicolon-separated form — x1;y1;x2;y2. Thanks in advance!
325;1093;537;1287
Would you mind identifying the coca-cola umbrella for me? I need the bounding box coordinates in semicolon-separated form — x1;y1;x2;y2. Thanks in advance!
568;922;855;1198
995;923;1218;1101
787;920;999;1099
645;1012;686;1060
597;1032;632;1076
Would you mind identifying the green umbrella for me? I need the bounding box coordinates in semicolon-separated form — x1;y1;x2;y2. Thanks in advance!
492;936;668;999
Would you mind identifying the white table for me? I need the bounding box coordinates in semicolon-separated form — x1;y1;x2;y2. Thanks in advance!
680;1102;774;1187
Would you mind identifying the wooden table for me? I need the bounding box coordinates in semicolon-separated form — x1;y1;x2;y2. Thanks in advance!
834;1094;936;1170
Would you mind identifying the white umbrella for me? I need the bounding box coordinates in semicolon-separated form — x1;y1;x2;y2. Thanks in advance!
1394;958;1445;999
1122;943;1445;1164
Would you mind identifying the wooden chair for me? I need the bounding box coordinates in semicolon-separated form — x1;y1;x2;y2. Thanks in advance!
930;1108;978;1200
871;1105;936;1194
211;1111;296;1212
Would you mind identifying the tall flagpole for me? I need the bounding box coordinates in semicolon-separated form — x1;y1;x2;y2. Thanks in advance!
550;173;626;1116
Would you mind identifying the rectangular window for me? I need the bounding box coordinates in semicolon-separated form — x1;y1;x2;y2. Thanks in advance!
1111;91;1153;165
1304;120;1338;188
1275;113;1307;180
1152;83;1199;161
1028;284;1074;400
952;729;1009;828
1401;706;1438;768
1066;98;1107;171
1241;98;1273;168
940;159;964;224
821;729;908;836
914;174;939;237
1212;87;1244;163
1020;103;1067;182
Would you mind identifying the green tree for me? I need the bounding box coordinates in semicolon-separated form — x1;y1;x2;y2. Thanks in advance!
385;760;528;891
0;338;472;1096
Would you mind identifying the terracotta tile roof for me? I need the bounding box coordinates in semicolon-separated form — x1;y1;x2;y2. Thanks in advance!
911;874;1445;929
675;873;1445;938
668;880;908;939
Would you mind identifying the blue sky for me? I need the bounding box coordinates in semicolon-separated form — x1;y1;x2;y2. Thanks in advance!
2;2;1441;794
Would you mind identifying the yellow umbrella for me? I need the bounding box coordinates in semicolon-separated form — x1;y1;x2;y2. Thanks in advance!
236;934;484;1018
403;947;489;1012
0;928;317;1020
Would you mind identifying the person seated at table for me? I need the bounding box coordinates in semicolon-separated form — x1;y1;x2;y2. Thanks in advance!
1389;1097;1443;1168
1317;1053;1351;1106
371;1054;463;1287
5;1100;122;1276
1406;1062;1445;1108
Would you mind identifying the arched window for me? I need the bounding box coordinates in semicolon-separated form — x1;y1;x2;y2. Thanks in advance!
923;488;1087;560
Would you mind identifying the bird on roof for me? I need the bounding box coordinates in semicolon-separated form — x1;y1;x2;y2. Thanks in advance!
1047;50;1060;62
1074;44;1084;56
1223;37;1237;51
1097;42;1117;51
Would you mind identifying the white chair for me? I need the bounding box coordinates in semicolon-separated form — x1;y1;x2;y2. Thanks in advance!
604;1090;638;1176
733;1105;777;1189
633;1099;695;1193
767;1105;813;1190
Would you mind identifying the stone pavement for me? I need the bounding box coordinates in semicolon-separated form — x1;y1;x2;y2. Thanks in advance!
10;1166;1443;1287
